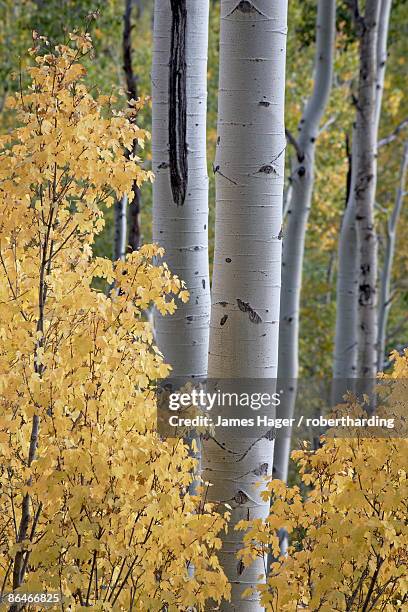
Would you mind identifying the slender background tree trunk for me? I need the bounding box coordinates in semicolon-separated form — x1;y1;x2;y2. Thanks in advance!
113;195;128;261
203;1;288;608
123;0;142;253
113;0;143;260
334;0;391;386
354;0;382;379
274;0;335;486
333;130;359;384
374;0;392;136
377;142;407;369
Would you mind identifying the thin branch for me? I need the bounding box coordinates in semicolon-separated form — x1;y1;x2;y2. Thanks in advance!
285;128;303;161
378;118;408;148
20;502;43;582
318;114;337;135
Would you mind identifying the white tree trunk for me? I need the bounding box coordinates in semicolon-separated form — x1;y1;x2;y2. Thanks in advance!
333;0;391;385
274;0;335;485
354;0;382;378
202;1;288;608
152;0;211;378
374;0;392;136
333;132;359;383
113;195;127;261
377;142;408;370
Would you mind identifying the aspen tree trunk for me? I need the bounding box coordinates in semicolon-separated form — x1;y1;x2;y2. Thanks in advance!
123;0;142;253
333;132;359;382
374;0;392;135
113;195;127;261
377;142;408;370
113;0;144;261
354;0;382;379
334;0;391;384
152;0;211;377
274;0;335;484
374;0;393;370
203;1;287;608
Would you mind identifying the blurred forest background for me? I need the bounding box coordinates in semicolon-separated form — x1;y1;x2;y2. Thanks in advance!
1;0;407;378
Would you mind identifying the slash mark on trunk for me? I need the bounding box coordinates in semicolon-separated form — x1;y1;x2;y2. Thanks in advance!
169;0;188;206
237;298;262;324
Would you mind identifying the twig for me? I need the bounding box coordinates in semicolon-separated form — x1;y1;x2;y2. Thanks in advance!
285;128;303;162
378;118;408;148
318;114;337;135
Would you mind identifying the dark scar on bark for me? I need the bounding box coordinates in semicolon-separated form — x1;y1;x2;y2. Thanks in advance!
169;0;188;205
253;462;269;475
236;298;262;323
232;0;262;15
258;164;277;174
234;490;249;505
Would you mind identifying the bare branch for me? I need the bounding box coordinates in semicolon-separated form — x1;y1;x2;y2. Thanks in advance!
318;114;337;135
378;118;408;148
285;128;303;162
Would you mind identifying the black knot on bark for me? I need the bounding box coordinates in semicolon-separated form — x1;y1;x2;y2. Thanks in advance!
264;429;276;441
237;560;245;576
234;490;249;505
258;164;276;174
235;0;259;14
253;462;269;476
359;283;374;305
220;314;228;326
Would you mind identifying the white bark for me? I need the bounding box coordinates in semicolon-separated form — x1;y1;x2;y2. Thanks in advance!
377;142;408;370
354;0;382;378
202;1;287;608
374;0;392;136
113;195;127;261
333;0;391;384
274;0;335;484
152;0;211;378
333;132;359;383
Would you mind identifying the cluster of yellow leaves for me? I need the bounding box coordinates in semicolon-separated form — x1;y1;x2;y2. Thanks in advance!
237;353;408;611
0;40;229;609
